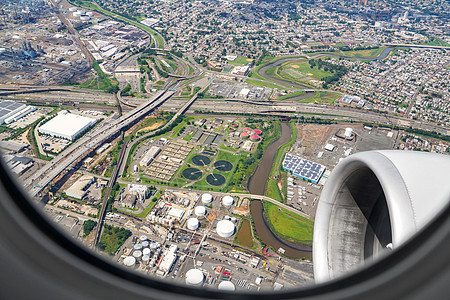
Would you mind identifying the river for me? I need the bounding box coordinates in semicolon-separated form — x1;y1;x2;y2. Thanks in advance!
247;121;312;259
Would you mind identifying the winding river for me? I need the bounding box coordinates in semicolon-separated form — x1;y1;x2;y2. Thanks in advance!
248;122;312;259
246;48;394;259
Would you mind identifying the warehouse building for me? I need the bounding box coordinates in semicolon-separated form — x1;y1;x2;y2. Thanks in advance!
0;100;36;124
282;153;326;184
38;111;97;141
65;175;95;199
140;146;161;167
2;154;33;175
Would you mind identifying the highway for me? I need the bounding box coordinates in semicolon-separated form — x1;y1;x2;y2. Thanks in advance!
117;79;212;177
160;98;449;135
26;90;175;198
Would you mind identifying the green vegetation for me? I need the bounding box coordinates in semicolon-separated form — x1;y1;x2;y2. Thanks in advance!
338;46;387;58
189;150;240;192
263;201;314;246
27;116;53;161
295;91;341;104
121;83;132;96
83;220;98;237
278;60;333;81
265;121;297;202
420;37;450;47
98;224;131;255
104;139;124;178
265;180;283;202
277;91;306;101
227;56;254;66
230;120;278;190
245;78;285;89
79;61;119;93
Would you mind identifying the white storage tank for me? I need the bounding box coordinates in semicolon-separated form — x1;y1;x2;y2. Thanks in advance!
218;281;235;291
133;250;142;259
142;255;150;264
345;127;353;138
140;235;148;242
194;206;206;217
201;193;212;204
216;220;235;238
80;15;91;21
187;218;199;230
87;11;94;17
222;196;234;206
185;269;204;286
77;9;86;14
142;241;149;248
143;248;151;256
133;244;142;250
123;256;136;267
73;11;82;17
69;7;77;12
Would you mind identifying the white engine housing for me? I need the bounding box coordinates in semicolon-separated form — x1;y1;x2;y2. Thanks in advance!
313;150;450;283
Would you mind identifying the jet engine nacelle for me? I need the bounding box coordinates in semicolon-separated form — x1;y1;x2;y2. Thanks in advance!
313;150;450;283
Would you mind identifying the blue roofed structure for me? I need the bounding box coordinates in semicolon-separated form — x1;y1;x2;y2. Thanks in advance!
282;153;326;184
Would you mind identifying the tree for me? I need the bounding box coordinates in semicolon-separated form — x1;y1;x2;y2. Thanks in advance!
83;220;98;237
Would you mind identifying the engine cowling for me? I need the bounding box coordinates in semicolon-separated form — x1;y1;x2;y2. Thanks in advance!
313;150;450;283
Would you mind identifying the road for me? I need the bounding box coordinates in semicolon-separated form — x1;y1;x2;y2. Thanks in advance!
160;98;449;135
26;90;175;198
118;79;212;178
92;132;128;247
48;0;93;67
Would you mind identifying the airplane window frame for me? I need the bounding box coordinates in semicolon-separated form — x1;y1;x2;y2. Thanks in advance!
0;157;449;300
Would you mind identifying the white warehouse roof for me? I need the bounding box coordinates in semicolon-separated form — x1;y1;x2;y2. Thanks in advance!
38;112;97;141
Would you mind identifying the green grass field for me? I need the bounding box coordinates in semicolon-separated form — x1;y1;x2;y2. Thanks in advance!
277;91;306;101
265;121;297;203
98;224;131;255
227;56;254;66
265;179;283;202
296;91;341;104
245;79;285;89
339;46;387;58
278;60;333;81
263;201;314;245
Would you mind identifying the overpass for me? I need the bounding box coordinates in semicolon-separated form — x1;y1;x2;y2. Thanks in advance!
26;90;175;198
383;43;450;50
0;87;73;96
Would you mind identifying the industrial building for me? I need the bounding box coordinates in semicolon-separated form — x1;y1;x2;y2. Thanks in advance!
282;153;326;184
65;175;95;200
128;184;149;200
0;141;28;153
2;154;33;175
158;244;178;275
140;146;161;167
0;101;36;125
38;111;97;141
